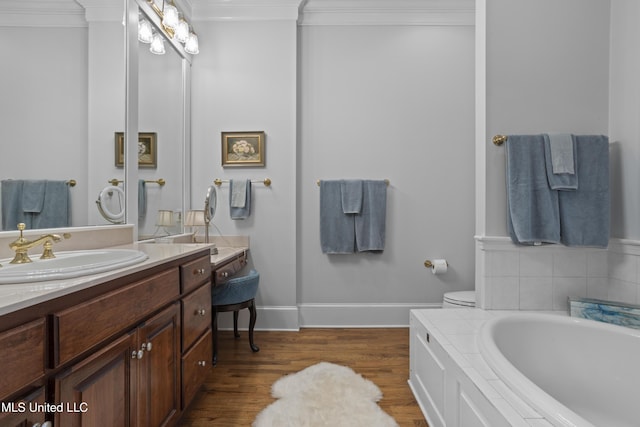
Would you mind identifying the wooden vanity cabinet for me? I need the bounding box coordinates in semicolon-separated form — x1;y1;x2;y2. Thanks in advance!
0;249;213;427
0;386;47;427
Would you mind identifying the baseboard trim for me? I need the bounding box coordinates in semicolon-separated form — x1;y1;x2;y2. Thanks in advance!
216;306;300;331
298;303;439;327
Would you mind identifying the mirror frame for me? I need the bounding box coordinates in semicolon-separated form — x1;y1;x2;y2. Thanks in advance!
125;0;193;238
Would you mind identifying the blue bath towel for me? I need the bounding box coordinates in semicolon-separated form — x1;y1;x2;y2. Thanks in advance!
229;179;251;220
543;134;578;190
1;180;25;230
340;180;363;214
138;179;147;220
320;180;355;254
558;135;609;247
22;180;46;213
355;180;387;252
31;180;70;229
506;135;561;245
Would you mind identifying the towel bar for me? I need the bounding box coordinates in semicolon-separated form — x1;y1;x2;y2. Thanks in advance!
316;179;390;186
66;180;76;187
108;178;166;186
213;178;272;187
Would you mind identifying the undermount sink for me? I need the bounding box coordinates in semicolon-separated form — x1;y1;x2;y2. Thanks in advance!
0;249;149;284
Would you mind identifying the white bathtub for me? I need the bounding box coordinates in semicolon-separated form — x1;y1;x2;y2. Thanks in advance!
479;312;640;427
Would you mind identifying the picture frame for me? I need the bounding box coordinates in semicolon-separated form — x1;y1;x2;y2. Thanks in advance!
115;132;157;168
221;131;265;167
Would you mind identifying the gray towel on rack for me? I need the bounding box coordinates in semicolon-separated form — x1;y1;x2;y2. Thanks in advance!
138;179;147;220
1;180;25;230
355;180;387;252
230;179;251;220
340;180;363;214
31;180;70;229
506;135;561;245
22;180;46;213
544;134;578;190
320;180;355;254
558;135;609;247
231;178;247;208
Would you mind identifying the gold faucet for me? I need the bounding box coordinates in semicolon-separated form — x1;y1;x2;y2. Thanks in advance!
9;223;70;264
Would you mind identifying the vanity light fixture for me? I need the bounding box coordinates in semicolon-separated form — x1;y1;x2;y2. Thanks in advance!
138;18;153;44
149;33;166;55
146;0;200;55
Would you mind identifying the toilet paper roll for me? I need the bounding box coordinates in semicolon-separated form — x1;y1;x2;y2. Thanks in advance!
431;259;448;275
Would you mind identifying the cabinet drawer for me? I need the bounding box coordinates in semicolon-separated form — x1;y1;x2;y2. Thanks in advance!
182;283;211;352
0;386;46;425
53;268;180;367
0;318;45;400
181;328;212;409
181;256;211;294
213;253;247;285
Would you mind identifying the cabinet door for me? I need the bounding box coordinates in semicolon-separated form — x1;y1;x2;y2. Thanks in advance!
55;331;138;427
0;386;46;427
138;304;180;427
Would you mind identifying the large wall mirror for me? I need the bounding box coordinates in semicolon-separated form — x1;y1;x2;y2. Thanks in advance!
0;0;191;240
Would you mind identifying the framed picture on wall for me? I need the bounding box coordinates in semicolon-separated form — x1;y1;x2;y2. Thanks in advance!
221;131;265;167
115;132;157;168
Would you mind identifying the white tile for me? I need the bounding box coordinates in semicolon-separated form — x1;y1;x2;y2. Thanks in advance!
552;277;587;310
487;251;520;277
607;278;637;303
586;277;608;300
491;277;520;309
526;419;555;426
447;334;478;354
552;250;587;277
519;250;553;277
465;353;498;380
519;277;553;310
489;380;543;419
586;250;608;278
608;252;638;283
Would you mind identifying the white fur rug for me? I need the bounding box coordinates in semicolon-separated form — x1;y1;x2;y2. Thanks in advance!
253;362;398;427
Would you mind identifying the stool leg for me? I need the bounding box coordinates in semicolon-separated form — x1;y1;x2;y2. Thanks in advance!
248;299;259;352
233;310;240;338
212;308;219;365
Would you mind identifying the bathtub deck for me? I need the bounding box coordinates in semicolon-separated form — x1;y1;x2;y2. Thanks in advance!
409;308;564;427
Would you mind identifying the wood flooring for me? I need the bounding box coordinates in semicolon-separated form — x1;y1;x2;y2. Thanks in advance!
178;328;429;427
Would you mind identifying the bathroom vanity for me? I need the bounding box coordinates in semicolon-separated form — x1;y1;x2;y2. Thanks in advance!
0;239;247;427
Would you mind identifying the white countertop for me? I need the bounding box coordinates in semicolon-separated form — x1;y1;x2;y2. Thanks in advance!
0;242;231;317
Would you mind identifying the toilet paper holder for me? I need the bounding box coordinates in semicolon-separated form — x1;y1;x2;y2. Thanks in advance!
424;259;448;268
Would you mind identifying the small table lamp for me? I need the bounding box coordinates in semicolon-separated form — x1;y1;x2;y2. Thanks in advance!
184;209;206;242
156;209;174;235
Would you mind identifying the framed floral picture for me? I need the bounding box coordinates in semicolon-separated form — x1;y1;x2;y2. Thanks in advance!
221;131;265;167
115;132;157;168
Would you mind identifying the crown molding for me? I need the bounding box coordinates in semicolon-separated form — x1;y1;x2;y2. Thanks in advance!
0;0;86;27
299;0;475;26
191;0;304;22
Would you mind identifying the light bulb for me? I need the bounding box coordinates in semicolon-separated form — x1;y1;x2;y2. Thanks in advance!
175;19;190;44
150;33;166;55
184;32;199;55
162;3;179;30
138;19;153;44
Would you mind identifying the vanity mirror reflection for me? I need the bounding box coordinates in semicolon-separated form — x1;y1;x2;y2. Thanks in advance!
0;0;192;242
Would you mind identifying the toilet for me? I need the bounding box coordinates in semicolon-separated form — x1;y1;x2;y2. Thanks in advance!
442;291;476;308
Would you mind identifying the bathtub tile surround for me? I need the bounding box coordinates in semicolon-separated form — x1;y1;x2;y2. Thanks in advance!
569;296;640;329
409;308;556;427
475;236;640;310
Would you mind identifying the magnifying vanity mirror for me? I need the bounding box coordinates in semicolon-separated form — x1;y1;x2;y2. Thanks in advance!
203;185;217;243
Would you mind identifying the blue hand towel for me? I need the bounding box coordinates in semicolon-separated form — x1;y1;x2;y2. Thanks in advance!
319;180;355;254
138;179;147;220
341;180;363;214
230;179;251;220
558;135;609;248
31;180;70;229
544;134;578;190
506;135;561;245
231;179;247;208
355;180;387;252
548;133;575;174
1;180;25;230
22;180;46;213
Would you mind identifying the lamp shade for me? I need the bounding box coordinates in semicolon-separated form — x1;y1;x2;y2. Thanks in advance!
184;32;199;55
156;210;174;227
138;19;153;43
162;3;179;30
184;210;206;227
150;33;165;55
